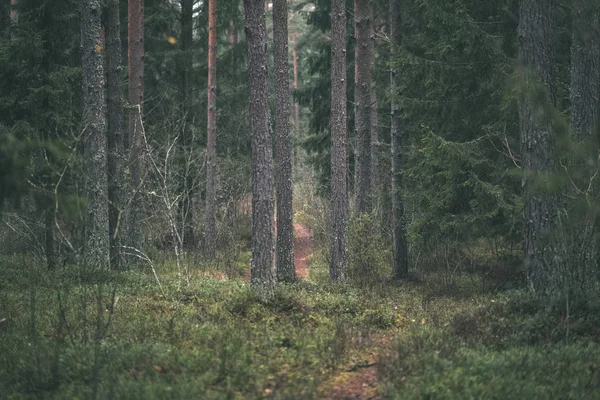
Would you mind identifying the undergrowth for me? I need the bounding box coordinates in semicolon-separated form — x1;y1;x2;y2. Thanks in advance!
1;251;599;399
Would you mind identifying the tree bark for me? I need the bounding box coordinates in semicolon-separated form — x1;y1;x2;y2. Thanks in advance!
291;0;300;166
178;0;195;249
354;0;372;214
106;0;127;271
390;0;408;279
273;0;295;282
571;0;599;141
330;0;348;283
518;0;557;294
205;0;217;260
81;0;110;270
128;0;144;261
244;0;275;299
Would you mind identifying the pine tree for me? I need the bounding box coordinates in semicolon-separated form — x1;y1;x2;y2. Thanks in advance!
81;0;110;269
330;0;348;283
273;0;295;282
244;0;276;298
128;0;144;261
205;0;217;259
354;0;372;214
390;0;408;278
106;0;127;270
518;0;557;294
571;0;599;141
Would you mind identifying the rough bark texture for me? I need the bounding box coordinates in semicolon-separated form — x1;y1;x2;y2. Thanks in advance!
370;73;378;203
81;0;110;270
571;0;600;141
273;0;295;282
179;0;195;249
518;0;557;294
292;30;300;165
244;0;275;298
390;0;408;279
205;0;217;260
354;0;372;214
330;0;348;283
106;0;127;271
128;0;144;261
369;8;379;207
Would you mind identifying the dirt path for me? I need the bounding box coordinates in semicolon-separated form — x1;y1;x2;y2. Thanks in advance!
320;334;394;400
245;222;313;280
293;223;312;279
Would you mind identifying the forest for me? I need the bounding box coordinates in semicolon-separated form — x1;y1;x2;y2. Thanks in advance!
1;0;600;398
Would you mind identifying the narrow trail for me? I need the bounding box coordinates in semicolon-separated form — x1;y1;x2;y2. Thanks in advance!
244;222;314;280
320;334;394;400
245;224;388;399
293;223;312;279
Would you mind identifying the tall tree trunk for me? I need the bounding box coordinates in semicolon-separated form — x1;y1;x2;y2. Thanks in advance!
106;0;127;271
330;0;348;283
244;0;275;299
570;0;600;275
390;0;408;279
369;8;378;209
291;0;300;166
518;0;557;294
571;0;599;141
205;0;217;259
354;0;372;214
179;0;195;249
370;75;378;207
128;0;144;261
81;0;110;270
273;0;295;282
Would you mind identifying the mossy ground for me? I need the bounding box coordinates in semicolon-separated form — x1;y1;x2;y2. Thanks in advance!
1;247;599;399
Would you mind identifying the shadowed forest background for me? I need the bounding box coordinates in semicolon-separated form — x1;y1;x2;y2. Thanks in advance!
1;0;600;398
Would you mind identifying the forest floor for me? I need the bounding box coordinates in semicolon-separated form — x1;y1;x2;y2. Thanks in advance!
1;226;600;399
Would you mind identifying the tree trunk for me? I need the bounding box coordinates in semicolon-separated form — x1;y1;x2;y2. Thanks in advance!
273;0;295;282
244;0;275;299
106;0;127;271
390;0;408;279
369;7;379;209
179;0;195;249
81;0;110;270
291;0;300;166
571;0;599;141
370;74;378;207
330;0;348;283
518;0;557;295
205;0;217;260
128;0;144;261
354;0;372;214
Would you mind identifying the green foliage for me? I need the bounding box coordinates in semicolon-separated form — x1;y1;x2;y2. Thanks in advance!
347;212;392;282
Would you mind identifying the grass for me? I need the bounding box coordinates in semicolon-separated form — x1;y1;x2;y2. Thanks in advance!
1;250;599;399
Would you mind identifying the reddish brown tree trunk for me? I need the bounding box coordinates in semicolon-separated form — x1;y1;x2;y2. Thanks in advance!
205;0;217;259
